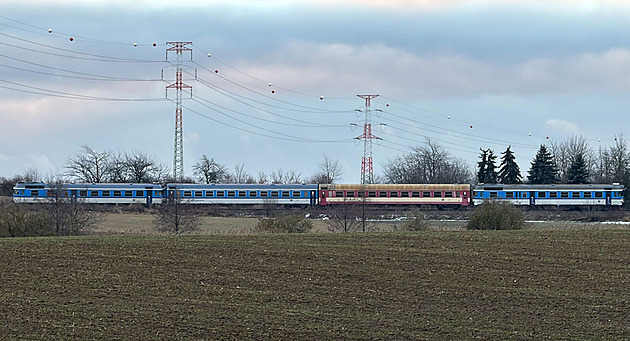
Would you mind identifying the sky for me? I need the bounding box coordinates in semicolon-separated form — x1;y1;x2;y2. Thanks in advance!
1;0;630;183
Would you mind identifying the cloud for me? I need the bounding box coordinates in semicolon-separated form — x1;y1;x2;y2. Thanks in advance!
544;119;579;134
235;42;630;99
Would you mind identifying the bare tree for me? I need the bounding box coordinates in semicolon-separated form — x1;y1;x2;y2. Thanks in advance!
326;188;372;232
257;172;268;184
228;163;253;183
318;155;343;184
105;151;128;183
549;136;593;183
23;167;41;182
192;155;228;184
65;145;110;183
326;202;361;233
270;169;302;184
270;168;286;184
125;151;168;183
384;137;473;184
154;191;200;234
45;182;103;236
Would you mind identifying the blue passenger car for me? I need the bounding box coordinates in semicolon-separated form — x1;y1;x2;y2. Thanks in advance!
473;184;624;207
13;182;164;205
165;183;319;205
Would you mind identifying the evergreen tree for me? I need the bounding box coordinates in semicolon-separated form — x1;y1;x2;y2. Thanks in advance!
527;145;558;184
477;148;498;183
567;153;590;184
484;149;498;183
498;146;522;184
477;148;488;183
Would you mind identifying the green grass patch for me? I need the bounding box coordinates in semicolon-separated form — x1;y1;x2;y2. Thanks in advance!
1;231;629;339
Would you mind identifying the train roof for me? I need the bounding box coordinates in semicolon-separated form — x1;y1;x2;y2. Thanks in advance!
474;183;624;191
320;183;471;191
13;182;162;189
167;183;319;190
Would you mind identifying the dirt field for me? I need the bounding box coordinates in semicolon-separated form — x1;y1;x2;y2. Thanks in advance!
91;212;630;236
1;231;629;340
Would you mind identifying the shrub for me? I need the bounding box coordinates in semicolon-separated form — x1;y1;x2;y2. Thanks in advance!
467;200;524;230
403;210;429;231
256;214;313;233
0;204;52;237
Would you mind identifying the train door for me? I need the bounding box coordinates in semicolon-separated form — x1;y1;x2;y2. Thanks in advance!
146;187;153;205
310;190;317;206
529;191;535;206
606;191;612;206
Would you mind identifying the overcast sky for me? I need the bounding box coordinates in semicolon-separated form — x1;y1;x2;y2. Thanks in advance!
2;0;630;183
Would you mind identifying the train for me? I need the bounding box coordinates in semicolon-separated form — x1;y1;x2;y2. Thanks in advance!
12;182;624;208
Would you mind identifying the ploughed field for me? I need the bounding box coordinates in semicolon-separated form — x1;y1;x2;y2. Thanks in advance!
1;231;629;340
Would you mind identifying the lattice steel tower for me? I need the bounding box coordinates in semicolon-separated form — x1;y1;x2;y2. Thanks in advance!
165;42;193;180
355;94;381;184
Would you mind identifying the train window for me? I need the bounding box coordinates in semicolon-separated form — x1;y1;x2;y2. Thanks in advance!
379;191;387;197
280;191;287;198
560;192;569;198
489;192;498;198
136;191;144;197
549;192;558;198
204;191;213;197
346;191;355;197
401;191;409;197
125;191;133;197
595;192;603;198
521;192;527;198
260;191;268;198
90;191;99;197
584;192;592;198
412;191;420;197
335;191;344;197
434;192;442;198
505;192;514;198
357;191;365;197
113;191;122;197
217;191;225;197
444;192;453;198
572;192;580;198
195;191;203;197
368;191;377;197
183;191;192;197
78;190;87;197
422;191;431;197
537;192;546;198
390;191;398;198
239;191;247;198
271;191;279;198
102;191;110;197
292;191;300;197
30;190;39;197
227;191;236;197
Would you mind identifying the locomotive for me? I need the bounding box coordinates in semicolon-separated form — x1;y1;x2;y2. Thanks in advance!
12;182;624;208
